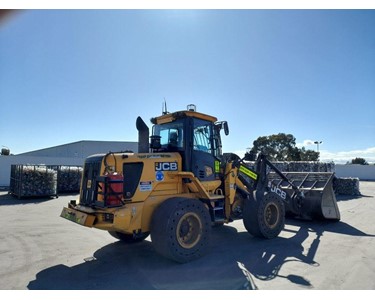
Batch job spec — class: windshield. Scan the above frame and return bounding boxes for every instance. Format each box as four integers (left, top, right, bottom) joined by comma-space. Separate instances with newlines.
152, 118, 222, 158
153, 120, 184, 150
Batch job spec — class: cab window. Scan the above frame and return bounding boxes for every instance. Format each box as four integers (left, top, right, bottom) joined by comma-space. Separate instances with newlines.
153, 121, 184, 150
193, 119, 212, 154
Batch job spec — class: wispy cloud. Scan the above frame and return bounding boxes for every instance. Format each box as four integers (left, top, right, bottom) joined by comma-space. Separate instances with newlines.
320, 147, 375, 164
296, 140, 321, 148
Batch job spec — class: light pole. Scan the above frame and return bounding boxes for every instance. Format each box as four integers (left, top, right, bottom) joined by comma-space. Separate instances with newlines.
314, 141, 322, 153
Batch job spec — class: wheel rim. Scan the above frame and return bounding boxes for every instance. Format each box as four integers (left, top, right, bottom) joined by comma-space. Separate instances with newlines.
176, 212, 202, 249
263, 202, 279, 229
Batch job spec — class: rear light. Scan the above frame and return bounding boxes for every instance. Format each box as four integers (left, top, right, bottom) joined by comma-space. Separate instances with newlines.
103, 213, 114, 223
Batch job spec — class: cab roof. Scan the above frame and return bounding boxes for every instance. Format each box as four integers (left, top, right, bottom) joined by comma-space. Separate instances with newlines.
151, 110, 217, 125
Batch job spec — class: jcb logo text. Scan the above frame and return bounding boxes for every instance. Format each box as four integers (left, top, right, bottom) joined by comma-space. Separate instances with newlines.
268, 182, 287, 200
155, 162, 178, 171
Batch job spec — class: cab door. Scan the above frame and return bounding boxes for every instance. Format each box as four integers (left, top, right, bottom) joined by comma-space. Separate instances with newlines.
191, 118, 220, 181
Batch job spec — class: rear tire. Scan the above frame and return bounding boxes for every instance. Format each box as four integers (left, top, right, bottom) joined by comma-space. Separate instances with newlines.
151, 197, 211, 263
108, 231, 149, 243
243, 192, 285, 239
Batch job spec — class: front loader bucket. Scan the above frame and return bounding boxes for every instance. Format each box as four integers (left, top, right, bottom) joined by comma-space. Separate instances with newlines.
268, 172, 340, 221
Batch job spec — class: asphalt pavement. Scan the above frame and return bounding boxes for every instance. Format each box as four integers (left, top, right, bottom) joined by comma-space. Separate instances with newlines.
0, 182, 374, 291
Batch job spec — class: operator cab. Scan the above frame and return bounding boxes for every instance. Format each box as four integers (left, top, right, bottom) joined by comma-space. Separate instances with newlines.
150, 104, 229, 181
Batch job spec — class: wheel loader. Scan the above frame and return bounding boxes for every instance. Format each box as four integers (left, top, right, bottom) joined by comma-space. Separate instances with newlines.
61, 104, 340, 263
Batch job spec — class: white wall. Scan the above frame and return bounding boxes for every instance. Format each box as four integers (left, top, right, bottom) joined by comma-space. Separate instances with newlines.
335, 164, 375, 180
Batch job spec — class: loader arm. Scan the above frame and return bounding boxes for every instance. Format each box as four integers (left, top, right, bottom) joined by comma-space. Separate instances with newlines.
227, 153, 340, 220
256, 154, 302, 196
254, 154, 304, 216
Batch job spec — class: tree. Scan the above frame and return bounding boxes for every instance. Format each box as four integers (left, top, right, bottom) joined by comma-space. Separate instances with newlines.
351, 157, 368, 165
297, 147, 320, 161
245, 133, 319, 161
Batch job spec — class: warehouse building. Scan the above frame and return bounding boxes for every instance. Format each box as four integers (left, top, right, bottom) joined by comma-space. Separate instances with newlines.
1, 140, 374, 189
0, 140, 138, 187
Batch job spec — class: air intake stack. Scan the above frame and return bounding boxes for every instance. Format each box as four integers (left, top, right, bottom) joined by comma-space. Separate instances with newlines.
136, 117, 149, 153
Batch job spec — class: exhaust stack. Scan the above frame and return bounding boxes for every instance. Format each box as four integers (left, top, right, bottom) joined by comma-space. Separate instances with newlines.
136, 116, 149, 153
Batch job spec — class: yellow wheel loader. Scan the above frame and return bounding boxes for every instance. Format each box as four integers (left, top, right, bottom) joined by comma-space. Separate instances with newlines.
61, 104, 340, 263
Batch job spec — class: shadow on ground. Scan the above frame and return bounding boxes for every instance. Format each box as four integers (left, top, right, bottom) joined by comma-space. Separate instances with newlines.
27, 218, 375, 290
0, 193, 56, 205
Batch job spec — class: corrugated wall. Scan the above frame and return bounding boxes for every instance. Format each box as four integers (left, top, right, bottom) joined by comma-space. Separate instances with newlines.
0, 141, 138, 187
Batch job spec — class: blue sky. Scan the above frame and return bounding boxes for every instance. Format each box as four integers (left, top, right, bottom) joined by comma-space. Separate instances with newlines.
0, 9, 374, 163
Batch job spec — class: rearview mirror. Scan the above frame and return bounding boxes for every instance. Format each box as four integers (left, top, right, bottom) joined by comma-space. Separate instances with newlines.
223, 122, 229, 136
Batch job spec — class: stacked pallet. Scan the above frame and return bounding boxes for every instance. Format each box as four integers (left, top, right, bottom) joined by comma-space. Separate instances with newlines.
10, 165, 58, 198
333, 177, 361, 196
57, 166, 83, 193
10, 164, 83, 198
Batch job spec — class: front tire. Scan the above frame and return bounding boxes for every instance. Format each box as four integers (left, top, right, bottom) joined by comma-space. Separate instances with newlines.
151, 197, 211, 263
243, 192, 285, 239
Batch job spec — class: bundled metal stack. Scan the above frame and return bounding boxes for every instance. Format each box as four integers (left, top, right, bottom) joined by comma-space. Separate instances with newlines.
266, 162, 288, 172
287, 161, 335, 172
245, 161, 335, 172
333, 177, 361, 196
10, 165, 58, 199
57, 166, 83, 193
